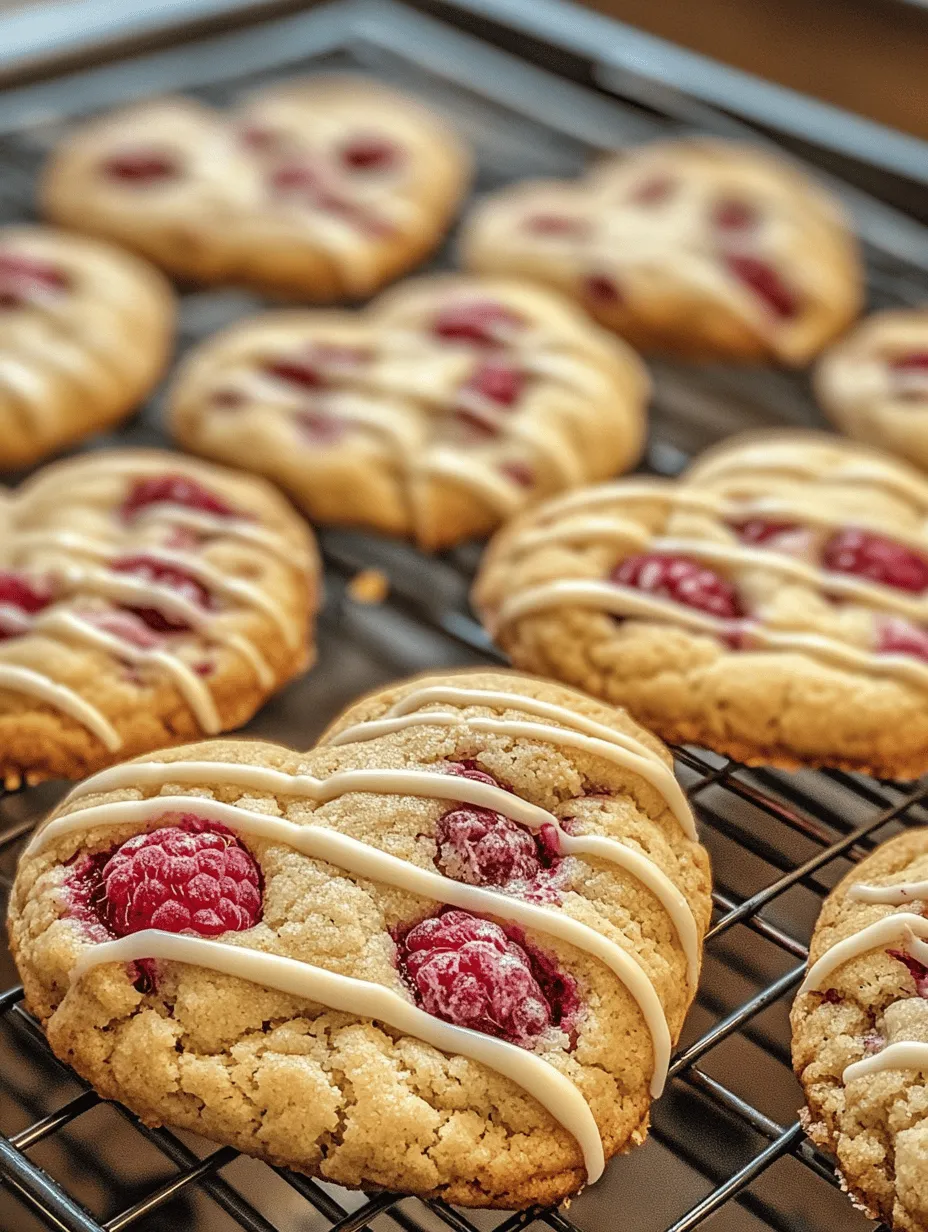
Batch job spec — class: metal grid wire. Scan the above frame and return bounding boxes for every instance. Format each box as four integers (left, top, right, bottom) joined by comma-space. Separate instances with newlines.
1, 2, 928, 1230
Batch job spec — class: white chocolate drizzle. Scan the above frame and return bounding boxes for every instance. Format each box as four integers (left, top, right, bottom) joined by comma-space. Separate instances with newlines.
0, 663, 120, 750
844, 1041, 928, 1084
849, 880, 928, 906
800, 912, 928, 995
71, 929, 605, 1182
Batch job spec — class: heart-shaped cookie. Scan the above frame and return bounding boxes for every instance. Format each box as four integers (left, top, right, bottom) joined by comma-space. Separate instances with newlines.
41, 77, 471, 301
462, 138, 862, 364
9, 668, 710, 1206
0, 449, 319, 782
474, 430, 928, 778
168, 274, 649, 550
0, 226, 174, 469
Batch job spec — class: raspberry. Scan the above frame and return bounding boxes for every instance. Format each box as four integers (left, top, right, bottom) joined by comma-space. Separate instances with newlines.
102, 151, 177, 184
339, 136, 399, 171
713, 199, 757, 232
583, 273, 623, 306
0, 571, 53, 640
121, 474, 237, 522
876, 617, 928, 663
466, 359, 524, 407
733, 518, 800, 546
432, 301, 522, 346
66, 815, 262, 938
240, 125, 281, 152
612, 553, 743, 619
888, 948, 928, 998
398, 909, 577, 1048
294, 409, 346, 444
269, 162, 323, 194
500, 461, 534, 489
435, 809, 545, 886
892, 352, 928, 372
523, 214, 588, 237
822, 528, 928, 594
0, 252, 69, 309
84, 608, 164, 650
265, 356, 325, 390
723, 254, 798, 319
628, 175, 675, 205
110, 555, 212, 632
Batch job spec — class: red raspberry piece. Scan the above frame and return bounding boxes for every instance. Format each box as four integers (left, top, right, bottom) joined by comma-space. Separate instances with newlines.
83, 608, 164, 650
294, 409, 346, 444
523, 214, 588, 237
892, 352, 928, 372
888, 948, 928, 998
583, 273, 623, 306
435, 809, 544, 886
269, 162, 323, 194
121, 474, 237, 522
0, 252, 69, 309
628, 175, 676, 205
612, 553, 743, 619
466, 359, 524, 407
432, 301, 522, 346
240, 125, 281, 152
66, 815, 262, 938
823, 528, 928, 594
339, 136, 399, 171
723, 254, 798, 320
733, 518, 800, 546
398, 909, 577, 1047
0, 571, 53, 640
102, 151, 178, 184
876, 617, 928, 663
111, 555, 212, 633
265, 357, 326, 390
500, 461, 535, 489
713, 199, 757, 232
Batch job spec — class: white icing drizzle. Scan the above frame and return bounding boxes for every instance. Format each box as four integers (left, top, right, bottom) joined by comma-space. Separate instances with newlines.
492, 579, 928, 691
133, 505, 306, 566
800, 912, 928, 995
423, 448, 525, 515
34, 792, 672, 1095
844, 1041, 928, 1084
71, 929, 605, 1182
850, 880, 928, 906
0, 663, 120, 749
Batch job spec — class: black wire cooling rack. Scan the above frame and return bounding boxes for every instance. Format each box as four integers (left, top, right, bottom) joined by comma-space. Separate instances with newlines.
2, 1, 928, 1230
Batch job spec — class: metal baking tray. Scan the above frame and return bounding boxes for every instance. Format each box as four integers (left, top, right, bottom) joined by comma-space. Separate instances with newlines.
1, 2, 928, 1229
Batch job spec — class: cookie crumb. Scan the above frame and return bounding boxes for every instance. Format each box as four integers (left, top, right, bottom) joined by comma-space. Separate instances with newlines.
348, 569, 389, 605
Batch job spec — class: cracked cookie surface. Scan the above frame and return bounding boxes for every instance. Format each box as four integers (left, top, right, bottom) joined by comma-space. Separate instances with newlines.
792, 829, 928, 1232
0, 225, 174, 469
8, 668, 711, 1206
462, 138, 862, 364
473, 431, 928, 777
0, 449, 318, 782
41, 77, 471, 301
168, 274, 649, 550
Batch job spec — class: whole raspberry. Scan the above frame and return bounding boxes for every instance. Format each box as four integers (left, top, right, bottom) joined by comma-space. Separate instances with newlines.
723, 254, 798, 319
102, 151, 178, 184
121, 474, 236, 522
823, 528, 928, 594
0, 571, 53, 639
0, 252, 69, 309
432, 301, 522, 346
876, 616, 928, 663
110, 555, 212, 632
612, 553, 743, 619
435, 808, 545, 886
67, 815, 262, 937
398, 909, 576, 1048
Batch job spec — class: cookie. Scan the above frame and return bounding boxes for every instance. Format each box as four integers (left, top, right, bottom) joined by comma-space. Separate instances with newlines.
816, 309, 928, 471
41, 77, 471, 301
0, 449, 319, 783
8, 668, 711, 1207
0, 225, 174, 469
792, 829, 928, 1231
461, 138, 862, 364
473, 430, 928, 777
168, 274, 649, 550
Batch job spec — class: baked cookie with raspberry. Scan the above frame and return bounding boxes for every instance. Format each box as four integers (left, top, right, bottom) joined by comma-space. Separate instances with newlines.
41, 77, 471, 301
473, 431, 928, 777
168, 274, 649, 550
462, 138, 862, 364
8, 669, 712, 1207
0, 449, 318, 783
0, 225, 174, 469
792, 829, 928, 1231
816, 309, 928, 471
